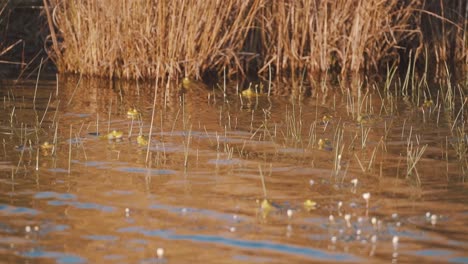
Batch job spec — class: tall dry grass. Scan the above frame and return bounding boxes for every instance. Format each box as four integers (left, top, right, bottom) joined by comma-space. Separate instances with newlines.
0, 1, 24, 67
255, 0, 421, 78
420, 0, 467, 80
47, 0, 263, 80
45, 0, 465, 85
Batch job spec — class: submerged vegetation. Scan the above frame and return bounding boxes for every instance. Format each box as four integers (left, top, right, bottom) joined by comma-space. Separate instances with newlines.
43, 0, 467, 85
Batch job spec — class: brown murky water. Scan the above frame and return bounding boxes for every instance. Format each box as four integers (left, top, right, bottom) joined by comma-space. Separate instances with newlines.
0, 75, 467, 263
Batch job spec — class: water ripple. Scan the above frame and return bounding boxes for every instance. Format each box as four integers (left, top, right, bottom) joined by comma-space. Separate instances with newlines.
0, 204, 39, 215
34, 191, 77, 200
47, 200, 115, 212
22, 250, 86, 263
118, 226, 361, 262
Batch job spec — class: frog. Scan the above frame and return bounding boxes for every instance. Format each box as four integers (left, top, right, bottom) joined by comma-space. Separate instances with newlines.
127, 108, 140, 119
136, 135, 148, 146
104, 130, 124, 140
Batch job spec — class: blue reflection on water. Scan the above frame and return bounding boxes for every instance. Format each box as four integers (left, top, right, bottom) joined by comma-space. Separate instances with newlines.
450, 256, 468, 263
0, 204, 39, 215
0, 222, 13, 234
22, 250, 86, 263
412, 249, 455, 257
118, 226, 360, 262
149, 204, 242, 223
51, 224, 69, 232
84, 235, 117, 241
116, 167, 175, 175
63, 113, 90, 118
79, 160, 176, 176
48, 200, 115, 212
233, 254, 274, 263
34, 191, 76, 200
104, 254, 123, 260
83, 161, 116, 167
207, 158, 242, 165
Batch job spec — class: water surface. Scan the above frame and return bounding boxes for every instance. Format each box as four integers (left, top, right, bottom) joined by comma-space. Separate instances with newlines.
0, 76, 466, 263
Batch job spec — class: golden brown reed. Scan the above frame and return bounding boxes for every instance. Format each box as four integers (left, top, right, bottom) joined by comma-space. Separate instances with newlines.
45, 0, 465, 85
420, 0, 467, 80
255, 0, 421, 78
48, 0, 262, 80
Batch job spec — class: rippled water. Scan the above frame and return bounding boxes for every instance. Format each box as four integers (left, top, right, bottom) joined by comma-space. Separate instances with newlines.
0, 76, 467, 263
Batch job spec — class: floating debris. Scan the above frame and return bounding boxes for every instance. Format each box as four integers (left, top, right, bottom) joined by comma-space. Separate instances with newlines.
125, 208, 130, 217
156, 247, 164, 259
344, 214, 351, 228
431, 214, 438, 226
309, 179, 315, 187
287, 209, 293, 218
392, 236, 399, 248
362, 192, 370, 208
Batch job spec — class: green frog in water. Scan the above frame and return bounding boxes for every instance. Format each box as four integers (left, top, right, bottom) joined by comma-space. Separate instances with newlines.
241, 83, 264, 98
181, 77, 210, 91
136, 135, 148, 146
127, 108, 140, 119
180, 77, 222, 101
104, 130, 124, 140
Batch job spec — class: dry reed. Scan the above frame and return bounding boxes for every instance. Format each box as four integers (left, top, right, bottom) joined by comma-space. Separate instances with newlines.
420, 0, 467, 80
255, 0, 421, 78
44, 0, 465, 86
47, 0, 262, 80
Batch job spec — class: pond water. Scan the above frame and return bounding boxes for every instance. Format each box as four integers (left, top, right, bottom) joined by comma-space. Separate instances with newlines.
0, 75, 467, 263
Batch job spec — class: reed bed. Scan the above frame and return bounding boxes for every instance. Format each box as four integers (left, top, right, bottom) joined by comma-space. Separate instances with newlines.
420, 0, 468, 80
255, 0, 420, 77
0, 1, 23, 66
45, 0, 466, 85
47, 0, 262, 80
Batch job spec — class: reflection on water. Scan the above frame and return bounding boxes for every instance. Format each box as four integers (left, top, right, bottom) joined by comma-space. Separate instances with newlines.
0, 75, 467, 263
